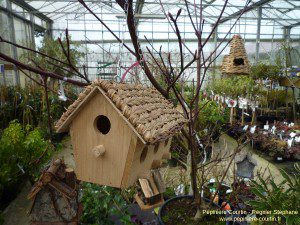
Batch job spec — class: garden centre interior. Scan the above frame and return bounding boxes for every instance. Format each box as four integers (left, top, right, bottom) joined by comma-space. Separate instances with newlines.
0, 0, 300, 225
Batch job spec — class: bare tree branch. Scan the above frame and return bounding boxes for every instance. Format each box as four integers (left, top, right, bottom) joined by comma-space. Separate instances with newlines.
0, 52, 88, 87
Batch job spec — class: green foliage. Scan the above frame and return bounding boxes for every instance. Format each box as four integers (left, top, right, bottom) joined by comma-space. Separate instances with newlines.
195, 100, 229, 136
164, 187, 176, 199
0, 121, 53, 208
80, 183, 134, 225
0, 85, 77, 132
21, 36, 84, 78
276, 42, 300, 69
248, 164, 300, 225
197, 100, 229, 128
251, 63, 282, 81
259, 90, 292, 108
208, 75, 260, 99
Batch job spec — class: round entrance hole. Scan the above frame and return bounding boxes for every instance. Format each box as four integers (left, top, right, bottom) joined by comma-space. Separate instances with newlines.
140, 147, 148, 163
233, 58, 245, 66
95, 115, 111, 135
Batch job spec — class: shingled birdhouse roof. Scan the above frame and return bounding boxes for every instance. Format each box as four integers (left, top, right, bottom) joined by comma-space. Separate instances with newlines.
221, 35, 250, 75
55, 79, 186, 144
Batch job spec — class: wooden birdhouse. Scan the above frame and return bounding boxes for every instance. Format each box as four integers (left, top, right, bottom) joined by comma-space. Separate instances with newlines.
221, 35, 250, 75
28, 159, 80, 225
55, 79, 186, 189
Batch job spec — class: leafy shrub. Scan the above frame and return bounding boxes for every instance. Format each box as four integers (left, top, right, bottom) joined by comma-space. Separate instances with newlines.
80, 183, 134, 225
248, 164, 300, 225
196, 100, 229, 134
259, 90, 292, 108
0, 121, 53, 208
251, 63, 282, 81
20, 36, 84, 78
0, 85, 77, 132
207, 75, 260, 99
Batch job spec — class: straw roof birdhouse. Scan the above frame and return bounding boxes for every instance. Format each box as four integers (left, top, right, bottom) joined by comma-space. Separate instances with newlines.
55, 79, 186, 189
221, 35, 250, 75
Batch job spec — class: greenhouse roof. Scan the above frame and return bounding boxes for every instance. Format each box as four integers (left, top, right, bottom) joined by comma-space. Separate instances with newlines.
21, 0, 300, 26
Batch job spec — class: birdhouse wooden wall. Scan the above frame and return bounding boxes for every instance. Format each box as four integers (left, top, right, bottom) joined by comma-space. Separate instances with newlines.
69, 91, 136, 188
221, 35, 250, 75
122, 138, 172, 188
69, 90, 172, 188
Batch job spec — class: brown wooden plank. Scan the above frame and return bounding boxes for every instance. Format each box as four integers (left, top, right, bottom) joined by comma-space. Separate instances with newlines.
138, 178, 154, 198
134, 194, 164, 211
120, 136, 138, 188
152, 170, 166, 193
148, 176, 160, 195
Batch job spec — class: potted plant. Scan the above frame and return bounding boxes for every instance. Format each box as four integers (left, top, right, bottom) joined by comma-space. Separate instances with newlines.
158, 195, 222, 225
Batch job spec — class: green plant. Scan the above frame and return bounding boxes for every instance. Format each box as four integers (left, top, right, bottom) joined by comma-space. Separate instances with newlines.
0, 85, 77, 132
276, 42, 300, 70
21, 36, 84, 78
208, 75, 260, 99
251, 63, 282, 81
80, 183, 134, 225
248, 164, 300, 225
164, 187, 176, 199
196, 100, 229, 132
0, 121, 53, 209
259, 89, 292, 109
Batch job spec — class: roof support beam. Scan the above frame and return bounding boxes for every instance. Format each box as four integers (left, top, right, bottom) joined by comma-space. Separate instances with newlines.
255, 6, 262, 63
285, 21, 300, 29
72, 37, 300, 44
5, 0, 20, 85
0, 5, 46, 32
219, 0, 275, 24
12, 0, 52, 23
134, 0, 145, 27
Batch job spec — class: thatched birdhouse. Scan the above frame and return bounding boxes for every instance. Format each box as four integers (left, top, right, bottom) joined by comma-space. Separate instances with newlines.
221, 35, 250, 75
55, 79, 186, 188
235, 153, 257, 179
